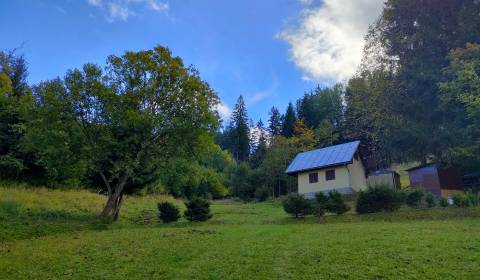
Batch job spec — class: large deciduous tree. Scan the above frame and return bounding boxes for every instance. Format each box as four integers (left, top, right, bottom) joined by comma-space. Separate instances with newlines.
23, 46, 220, 220
0, 51, 34, 178
438, 43, 480, 170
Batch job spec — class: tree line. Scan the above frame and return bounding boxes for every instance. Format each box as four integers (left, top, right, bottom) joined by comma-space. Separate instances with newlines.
1, 0, 479, 219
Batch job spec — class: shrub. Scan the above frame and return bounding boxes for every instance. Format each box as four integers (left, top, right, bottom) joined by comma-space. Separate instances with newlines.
283, 193, 313, 218
466, 191, 479, 206
157, 202, 180, 223
406, 188, 424, 207
325, 191, 350, 215
425, 192, 436, 208
254, 185, 270, 202
313, 192, 328, 217
439, 197, 449, 207
184, 198, 212, 222
356, 185, 405, 214
452, 193, 469, 208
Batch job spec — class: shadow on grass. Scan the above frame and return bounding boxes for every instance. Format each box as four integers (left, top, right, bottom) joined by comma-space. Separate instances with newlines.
0, 200, 109, 242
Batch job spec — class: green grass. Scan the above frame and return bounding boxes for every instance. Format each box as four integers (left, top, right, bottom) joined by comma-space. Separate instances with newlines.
1, 187, 480, 279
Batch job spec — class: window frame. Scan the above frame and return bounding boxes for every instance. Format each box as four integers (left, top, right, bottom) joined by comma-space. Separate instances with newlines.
325, 169, 336, 181
309, 172, 319, 183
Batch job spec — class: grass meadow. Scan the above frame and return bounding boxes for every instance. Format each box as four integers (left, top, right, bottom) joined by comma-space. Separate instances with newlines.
1, 185, 480, 279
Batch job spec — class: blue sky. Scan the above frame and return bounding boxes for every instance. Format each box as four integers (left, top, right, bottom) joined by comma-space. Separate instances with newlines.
1, 0, 383, 123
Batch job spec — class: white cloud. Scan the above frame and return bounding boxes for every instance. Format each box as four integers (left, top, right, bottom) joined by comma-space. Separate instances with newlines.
216, 101, 232, 120
246, 76, 279, 105
86, 0, 168, 22
278, 0, 384, 82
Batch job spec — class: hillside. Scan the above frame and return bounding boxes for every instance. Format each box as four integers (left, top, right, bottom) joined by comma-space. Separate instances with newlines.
1, 186, 480, 279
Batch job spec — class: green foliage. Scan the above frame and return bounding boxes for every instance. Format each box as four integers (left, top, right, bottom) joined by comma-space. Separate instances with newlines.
465, 191, 480, 207
254, 185, 270, 202
250, 120, 268, 169
157, 202, 180, 223
438, 43, 480, 170
425, 193, 436, 208
281, 102, 296, 137
314, 192, 329, 210
258, 136, 298, 197
440, 197, 449, 208
221, 95, 250, 162
315, 119, 339, 148
406, 188, 425, 208
21, 46, 220, 220
0, 51, 36, 180
184, 197, 212, 222
452, 193, 469, 208
267, 106, 282, 137
230, 162, 254, 201
344, 1, 480, 167
296, 84, 343, 131
283, 193, 313, 218
356, 185, 405, 214
325, 191, 350, 215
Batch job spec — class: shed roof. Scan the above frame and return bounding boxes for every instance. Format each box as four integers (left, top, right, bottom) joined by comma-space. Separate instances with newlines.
285, 141, 360, 175
405, 163, 437, 172
369, 169, 400, 176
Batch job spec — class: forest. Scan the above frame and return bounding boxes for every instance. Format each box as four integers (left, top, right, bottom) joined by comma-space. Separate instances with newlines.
1, 0, 479, 220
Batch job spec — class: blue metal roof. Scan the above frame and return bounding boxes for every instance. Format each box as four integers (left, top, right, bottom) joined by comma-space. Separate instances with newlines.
285, 141, 360, 174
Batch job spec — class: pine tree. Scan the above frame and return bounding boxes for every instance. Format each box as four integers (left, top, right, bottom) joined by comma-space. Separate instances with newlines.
250, 119, 268, 168
230, 95, 250, 162
268, 106, 283, 137
281, 102, 297, 138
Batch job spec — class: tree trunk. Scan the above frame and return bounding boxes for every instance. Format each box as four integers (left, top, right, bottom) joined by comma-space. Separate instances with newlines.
101, 175, 128, 221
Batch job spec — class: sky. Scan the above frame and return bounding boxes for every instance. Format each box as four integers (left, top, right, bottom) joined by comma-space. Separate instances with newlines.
1, 0, 384, 123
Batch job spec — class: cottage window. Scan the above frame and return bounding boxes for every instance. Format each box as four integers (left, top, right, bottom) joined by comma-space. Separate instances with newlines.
309, 172, 318, 183
325, 169, 335, 181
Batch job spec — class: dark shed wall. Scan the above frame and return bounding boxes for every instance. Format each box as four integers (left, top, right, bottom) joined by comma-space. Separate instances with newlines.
408, 166, 442, 197
438, 168, 463, 190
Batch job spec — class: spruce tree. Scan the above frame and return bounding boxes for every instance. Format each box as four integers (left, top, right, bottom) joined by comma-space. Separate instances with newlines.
250, 119, 268, 168
230, 95, 250, 162
268, 106, 282, 137
281, 102, 297, 137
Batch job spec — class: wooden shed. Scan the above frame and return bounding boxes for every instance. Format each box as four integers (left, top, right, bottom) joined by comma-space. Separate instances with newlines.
406, 164, 463, 198
367, 169, 401, 189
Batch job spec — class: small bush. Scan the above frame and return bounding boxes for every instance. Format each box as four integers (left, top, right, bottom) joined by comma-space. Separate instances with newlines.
439, 197, 449, 207
425, 192, 436, 208
313, 192, 328, 217
157, 202, 180, 223
315, 192, 329, 208
184, 198, 212, 222
254, 185, 270, 202
356, 185, 405, 214
325, 191, 350, 215
452, 193, 469, 208
466, 191, 479, 206
283, 193, 313, 218
406, 188, 424, 207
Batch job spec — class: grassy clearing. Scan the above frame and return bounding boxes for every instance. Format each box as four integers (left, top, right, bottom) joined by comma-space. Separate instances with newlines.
1, 187, 480, 279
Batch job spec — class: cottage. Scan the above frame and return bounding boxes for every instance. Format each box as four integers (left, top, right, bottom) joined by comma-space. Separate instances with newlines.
406, 164, 463, 198
285, 141, 367, 198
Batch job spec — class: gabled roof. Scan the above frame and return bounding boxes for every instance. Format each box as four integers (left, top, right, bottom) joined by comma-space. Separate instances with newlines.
285, 141, 360, 175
